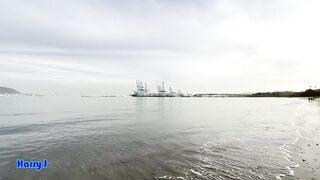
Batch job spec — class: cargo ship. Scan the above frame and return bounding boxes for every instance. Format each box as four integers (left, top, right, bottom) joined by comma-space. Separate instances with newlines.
131, 80, 192, 97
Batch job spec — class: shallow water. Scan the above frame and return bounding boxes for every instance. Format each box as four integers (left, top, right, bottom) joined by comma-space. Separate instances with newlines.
0, 97, 319, 180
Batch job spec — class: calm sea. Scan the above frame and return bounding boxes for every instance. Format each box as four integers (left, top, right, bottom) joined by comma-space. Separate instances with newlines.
0, 96, 319, 180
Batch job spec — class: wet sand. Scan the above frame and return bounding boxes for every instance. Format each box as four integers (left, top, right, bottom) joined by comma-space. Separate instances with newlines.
290, 100, 320, 180
293, 131, 320, 180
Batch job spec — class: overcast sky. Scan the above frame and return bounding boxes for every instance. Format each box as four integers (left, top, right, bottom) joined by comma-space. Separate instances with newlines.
0, 0, 319, 96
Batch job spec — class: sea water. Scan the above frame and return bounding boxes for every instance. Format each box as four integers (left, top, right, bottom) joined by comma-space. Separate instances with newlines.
0, 96, 319, 179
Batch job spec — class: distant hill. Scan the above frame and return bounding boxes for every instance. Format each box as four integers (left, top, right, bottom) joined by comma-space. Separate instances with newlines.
0, 87, 20, 94
250, 91, 298, 97
250, 89, 320, 97
194, 89, 320, 98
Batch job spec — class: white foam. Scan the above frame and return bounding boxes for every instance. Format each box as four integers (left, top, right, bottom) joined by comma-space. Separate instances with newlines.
190, 169, 202, 176
286, 166, 294, 176
275, 173, 285, 180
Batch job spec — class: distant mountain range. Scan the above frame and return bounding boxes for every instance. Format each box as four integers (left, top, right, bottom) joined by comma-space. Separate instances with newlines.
0, 87, 20, 94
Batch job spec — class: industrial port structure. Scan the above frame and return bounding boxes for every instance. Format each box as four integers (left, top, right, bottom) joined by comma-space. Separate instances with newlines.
131, 80, 192, 97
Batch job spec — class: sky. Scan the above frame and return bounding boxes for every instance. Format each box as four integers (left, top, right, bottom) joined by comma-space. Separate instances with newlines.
0, 0, 320, 96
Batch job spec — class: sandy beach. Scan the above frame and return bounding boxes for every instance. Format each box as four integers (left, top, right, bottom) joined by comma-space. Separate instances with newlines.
291, 100, 320, 180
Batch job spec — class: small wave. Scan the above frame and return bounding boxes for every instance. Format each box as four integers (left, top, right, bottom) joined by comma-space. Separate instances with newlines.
285, 166, 294, 176
279, 143, 300, 178
0, 117, 117, 135
190, 169, 203, 176
155, 175, 186, 180
277, 128, 302, 179
0, 112, 46, 117
275, 173, 285, 180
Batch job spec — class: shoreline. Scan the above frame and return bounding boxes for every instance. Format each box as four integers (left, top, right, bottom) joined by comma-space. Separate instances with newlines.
290, 100, 320, 180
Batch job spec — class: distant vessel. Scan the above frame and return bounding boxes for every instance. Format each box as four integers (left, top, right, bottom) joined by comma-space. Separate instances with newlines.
131, 81, 192, 97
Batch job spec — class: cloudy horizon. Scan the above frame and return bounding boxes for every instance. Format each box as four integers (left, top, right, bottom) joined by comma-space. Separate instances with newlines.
1, 0, 319, 96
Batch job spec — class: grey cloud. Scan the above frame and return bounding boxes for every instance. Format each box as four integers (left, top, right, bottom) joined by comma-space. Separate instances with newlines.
0, 0, 319, 95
